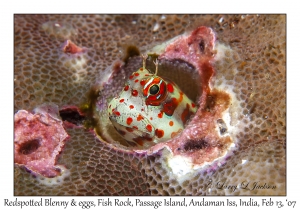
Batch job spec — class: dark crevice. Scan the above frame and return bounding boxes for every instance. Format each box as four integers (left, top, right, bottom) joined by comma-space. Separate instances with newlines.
199, 39, 205, 53
217, 119, 228, 135
183, 139, 209, 151
59, 108, 86, 126
123, 45, 140, 64
18, 138, 41, 155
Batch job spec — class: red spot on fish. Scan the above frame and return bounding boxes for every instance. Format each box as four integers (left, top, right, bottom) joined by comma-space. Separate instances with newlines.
140, 80, 146, 86
146, 124, 152, 132
126, 117, 133, 125
145, 74, 150, 76
129, 105, 134, 109
181, 103, 193, 124
141, 108, 144, 111
134, 72, 139, 76
158, 112, 163, 118
133, 134, 153, 146
169, 121, 174, 126
155, 129, 164, 138
145, 136, 153, 141
113, 110, 120, 116
119, 99, 124, 103
129, 75, 134, 80
131, 90, 138, 97
124, 85, 129, 91
179, 92, 184, 102
126, 127, 134, 132
139, 68, 143, 71
133, 138, 144, 146
167, 83, 174, 93
117, 129, 126, 136
134, 79, 139, 83
162, 92, 184, 116
162, 98, 178, 116
150, 117, 153, 120
191, 103, 196, 108
133, 126, 138, 130
137, 114, 144, 121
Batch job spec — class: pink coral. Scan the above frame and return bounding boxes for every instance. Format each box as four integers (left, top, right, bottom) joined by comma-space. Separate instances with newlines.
62, 40, 86, 54
14, 110, 69, 177
160, 26, 216, 108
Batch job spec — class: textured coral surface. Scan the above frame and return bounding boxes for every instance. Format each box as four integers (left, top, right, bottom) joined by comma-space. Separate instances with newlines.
14, 14, 286, 195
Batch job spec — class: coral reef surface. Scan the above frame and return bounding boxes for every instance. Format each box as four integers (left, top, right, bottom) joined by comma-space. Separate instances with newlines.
14, 14, 285, 195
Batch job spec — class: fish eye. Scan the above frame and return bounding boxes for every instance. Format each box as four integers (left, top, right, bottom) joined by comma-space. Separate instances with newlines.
149, 84, 159, 95
143, 77, 167, 106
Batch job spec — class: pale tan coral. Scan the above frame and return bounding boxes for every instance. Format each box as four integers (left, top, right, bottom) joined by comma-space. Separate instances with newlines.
14, 14, 285, 195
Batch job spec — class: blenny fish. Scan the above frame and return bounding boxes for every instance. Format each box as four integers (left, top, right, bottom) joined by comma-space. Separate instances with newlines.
107, 55, 197, 147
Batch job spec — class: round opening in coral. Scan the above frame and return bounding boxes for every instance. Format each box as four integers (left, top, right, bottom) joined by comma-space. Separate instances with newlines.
93, 56, 201, 150
18, 138, 41, 155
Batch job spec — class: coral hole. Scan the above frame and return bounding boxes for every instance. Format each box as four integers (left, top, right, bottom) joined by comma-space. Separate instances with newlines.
183, 139, 209, 151
59, 108, 85, 126
18, 138, 41, 155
